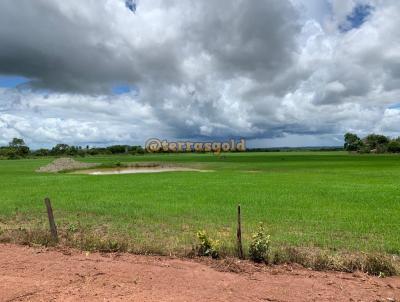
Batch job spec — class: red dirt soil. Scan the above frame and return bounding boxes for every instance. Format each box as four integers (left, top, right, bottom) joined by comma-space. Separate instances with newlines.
0, 244, 399, 302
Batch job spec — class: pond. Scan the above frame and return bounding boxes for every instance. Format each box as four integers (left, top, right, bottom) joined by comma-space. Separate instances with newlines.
71, 166, 212, 175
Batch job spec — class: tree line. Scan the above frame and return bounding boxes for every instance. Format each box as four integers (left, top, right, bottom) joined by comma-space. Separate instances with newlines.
344, 133, 400, 153
0, 138, 144, 159
2, 134, 399, 159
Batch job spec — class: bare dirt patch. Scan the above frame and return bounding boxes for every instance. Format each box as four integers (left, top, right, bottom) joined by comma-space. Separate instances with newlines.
36, 159, 212, 175
36, 158, 99, 173
0, 244, 399, 302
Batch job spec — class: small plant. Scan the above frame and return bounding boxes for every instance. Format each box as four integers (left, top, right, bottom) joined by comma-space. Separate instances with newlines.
67, 223, 78, 233
249, 223, 270, 263
196, 230, 219, 259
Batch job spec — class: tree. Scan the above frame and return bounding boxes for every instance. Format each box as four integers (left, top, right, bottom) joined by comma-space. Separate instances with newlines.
51, 144, 70, 155
344, 133, 362, 152
107, 145, 130, 154
33, 148, 50, 156
9, 138, 26, 148
388, 139, 400, 153
364, 134, 389, 153
8, 138, 29, 157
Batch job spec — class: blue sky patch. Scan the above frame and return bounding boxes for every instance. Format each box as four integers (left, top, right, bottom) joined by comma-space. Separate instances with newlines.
0, 75, 30, 88
388, 103, 400, 109
112, 84, 132, 95
339, 4, 373, 32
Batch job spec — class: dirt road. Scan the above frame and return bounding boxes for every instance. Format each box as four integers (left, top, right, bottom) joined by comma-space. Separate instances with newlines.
0, 244, 399, 301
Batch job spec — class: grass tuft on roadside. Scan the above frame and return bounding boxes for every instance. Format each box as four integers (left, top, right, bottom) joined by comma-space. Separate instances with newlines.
1, 226, 398, 276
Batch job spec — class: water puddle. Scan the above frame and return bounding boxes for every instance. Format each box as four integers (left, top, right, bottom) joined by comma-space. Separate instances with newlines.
71, 166, 211, 175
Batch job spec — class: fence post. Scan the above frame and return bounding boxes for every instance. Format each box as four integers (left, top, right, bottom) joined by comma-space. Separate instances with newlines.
237, 204, 244, 259
44, 197, 58, 242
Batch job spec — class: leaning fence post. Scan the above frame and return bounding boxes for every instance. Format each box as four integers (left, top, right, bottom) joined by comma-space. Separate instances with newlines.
44, 197, 58, 242
237, 204, 244, 259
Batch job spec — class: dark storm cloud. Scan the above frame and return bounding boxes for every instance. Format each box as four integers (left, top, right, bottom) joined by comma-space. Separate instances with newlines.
0, 0, 300, 95
186, 0, 300, 81
0, 0, 183, 93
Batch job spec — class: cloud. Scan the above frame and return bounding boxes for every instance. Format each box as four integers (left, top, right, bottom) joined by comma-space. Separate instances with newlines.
0, 88, 163, 147
0, 0, 399, 147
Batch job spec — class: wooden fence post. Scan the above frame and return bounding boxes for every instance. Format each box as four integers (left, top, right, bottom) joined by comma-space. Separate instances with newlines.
44, 197, 58, 242
237, 204, 244, 259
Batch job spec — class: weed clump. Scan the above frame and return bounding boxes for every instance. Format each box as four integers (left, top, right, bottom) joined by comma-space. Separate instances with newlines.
271, 247, 398, 277
363, 254, 397, 277
196, 230, 219, 259
249, 223, 270, 263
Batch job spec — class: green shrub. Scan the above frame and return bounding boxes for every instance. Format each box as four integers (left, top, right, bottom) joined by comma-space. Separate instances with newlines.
388, 140, 400, 153
196, 230, 219, 259
249, 223, 270, 263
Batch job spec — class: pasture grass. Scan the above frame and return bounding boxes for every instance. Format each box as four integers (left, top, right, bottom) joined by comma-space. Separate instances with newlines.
0, 152, 399, 262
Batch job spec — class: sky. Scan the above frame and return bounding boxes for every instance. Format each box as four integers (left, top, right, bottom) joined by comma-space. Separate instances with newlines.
0, 0, 399, 149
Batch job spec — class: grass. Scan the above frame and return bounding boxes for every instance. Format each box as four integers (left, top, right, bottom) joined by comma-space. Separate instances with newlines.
0, 152, 399, 263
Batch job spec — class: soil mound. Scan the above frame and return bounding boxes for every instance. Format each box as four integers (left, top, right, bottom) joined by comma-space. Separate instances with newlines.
36, 158, 99, 173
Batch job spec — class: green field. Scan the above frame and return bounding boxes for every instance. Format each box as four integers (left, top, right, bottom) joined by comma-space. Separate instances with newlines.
0, 152, 399, 256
